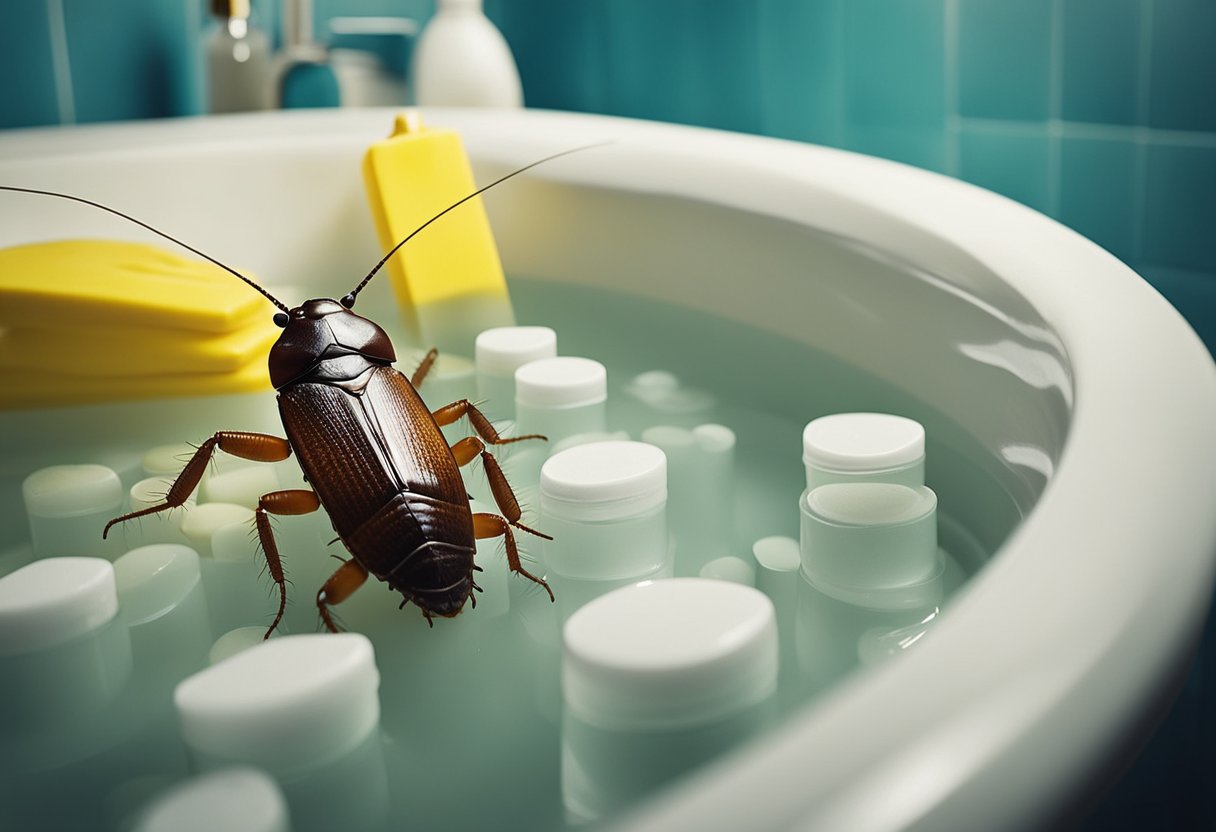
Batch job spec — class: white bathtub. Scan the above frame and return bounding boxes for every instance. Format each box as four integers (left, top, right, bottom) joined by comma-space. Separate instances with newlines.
1, 108, 1214, 831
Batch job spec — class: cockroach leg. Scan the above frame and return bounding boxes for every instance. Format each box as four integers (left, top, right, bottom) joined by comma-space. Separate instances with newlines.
316, 557, 368, 634
473, 513, 554, 601
430, 399, 547, 445
255, 489, 322, 638
103, 431, 292, 538
410, 347, 439, 387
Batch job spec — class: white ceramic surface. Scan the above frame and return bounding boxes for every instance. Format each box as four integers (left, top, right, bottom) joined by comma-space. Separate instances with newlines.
1, 109, 1214, 832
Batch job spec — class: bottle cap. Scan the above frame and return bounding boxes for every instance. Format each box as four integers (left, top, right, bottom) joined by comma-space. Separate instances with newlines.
541, 441, 666, 523
175, 634, 380, 774
516, 356, 606, 410
22, 464, 122, 518
475, 326, 557, 376
0, 557, 118, 656
563, 579, 777, 730
114, 545, 202, 625
802, 413, 924, 480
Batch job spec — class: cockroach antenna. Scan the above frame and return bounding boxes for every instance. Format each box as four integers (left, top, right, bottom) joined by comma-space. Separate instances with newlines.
0, 185, 291, 313
341, 140, 611, 309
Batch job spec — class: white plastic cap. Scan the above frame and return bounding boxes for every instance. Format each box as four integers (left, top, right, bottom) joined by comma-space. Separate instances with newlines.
114, 544, 202, 625
516, 357, 607, 410
563, 578, 777, 730
541, 441, 666, 522
802, 413, 925, 473
175, 633, 380, 773
475, 326, 557, 376
22, 464, 123, 517
134, 767, 289, 832
141, 444, 193, 477
0, 557, 118, 656
180, 503, 255, 556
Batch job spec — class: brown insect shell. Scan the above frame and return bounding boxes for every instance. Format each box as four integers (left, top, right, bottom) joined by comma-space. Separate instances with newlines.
268, 299, 397, 389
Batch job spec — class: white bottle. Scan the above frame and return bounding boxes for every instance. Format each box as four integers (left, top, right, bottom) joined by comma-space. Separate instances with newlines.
205, 0, 271, 113
412, 0, 524, 107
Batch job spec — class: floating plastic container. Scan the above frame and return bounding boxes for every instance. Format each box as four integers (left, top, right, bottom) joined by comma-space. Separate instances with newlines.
796, 482, 943, 694
540, 440, 669, 622
561, 578, 777, 822
22, 464, 124, 560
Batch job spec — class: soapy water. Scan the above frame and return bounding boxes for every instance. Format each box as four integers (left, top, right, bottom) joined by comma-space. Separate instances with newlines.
0, 277, 1016, 832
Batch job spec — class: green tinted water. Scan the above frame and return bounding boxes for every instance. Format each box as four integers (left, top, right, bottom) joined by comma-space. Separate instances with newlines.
0, 276, 1026, 832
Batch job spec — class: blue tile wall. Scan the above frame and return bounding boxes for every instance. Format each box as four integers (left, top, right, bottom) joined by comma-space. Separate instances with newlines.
1061, 0, 1143, 126
0, 0, 60, 128
958, 0, 1054, 121
1149, 0, 1216, 132
1058, 136, 1139, 264
1143, 142, 1216, 274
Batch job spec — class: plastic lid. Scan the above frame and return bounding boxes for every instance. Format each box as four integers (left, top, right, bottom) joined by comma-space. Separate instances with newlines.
699, 556, 756, 586
180, 503, 255, 553
475, 326, 557, 376
175, 633, 380, 773
114, 544, 202, 625
563, 579, 777, 730
541, 441, 666, 522
134, 767, 288, 832
802, 413, 925, 472
515, 357, 606, 409
801, 483, 939, 601
22, 464, 123, 517
0, 557, 118, 655
210, 626, 277, 665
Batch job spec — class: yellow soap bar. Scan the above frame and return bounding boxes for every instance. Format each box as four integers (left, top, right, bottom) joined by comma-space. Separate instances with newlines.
0, 318, 279, 377
362, 112, 514, 347
0, 239, 268, 334
0, 356, 272, 410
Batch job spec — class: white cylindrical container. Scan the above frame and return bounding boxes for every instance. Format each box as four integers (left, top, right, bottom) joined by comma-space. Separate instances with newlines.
474, 326, 556, 423
513, 356, 608, 496
22, 464, 124, 560
0, 558, 133, 768
540, 441, 669, 622
561, 579, 777, 823
802, 412, 925, 489
795, 482, 943, 695
175, 633, 388, 832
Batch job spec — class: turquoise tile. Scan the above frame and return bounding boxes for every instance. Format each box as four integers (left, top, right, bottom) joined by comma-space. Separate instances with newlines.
844, 124, 948, 173
603, 0, 761, 132
63, 0, 202, 122
487, 0, 608, 111
1142, 143, 1216, 273
0, 1, 62, 128
844, 0, 945, 127
603, 0, 697, 124
1058, 136, 1138, 263
757, 0, 844, 146
1061, 0, 1143, 126
958, 0, 1053, 121
957, 127, 1051, 213
1149, 0, 1216, 132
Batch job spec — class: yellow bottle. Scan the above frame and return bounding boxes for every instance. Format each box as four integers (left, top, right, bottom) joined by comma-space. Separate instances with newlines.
362, 111, 515, 354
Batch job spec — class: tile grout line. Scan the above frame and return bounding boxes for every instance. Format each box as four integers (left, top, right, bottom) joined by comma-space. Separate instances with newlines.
1130, 0, 1155, 264
45, 0, 75, 125
1046, 0, 1064, 218
944, 0, 960, 177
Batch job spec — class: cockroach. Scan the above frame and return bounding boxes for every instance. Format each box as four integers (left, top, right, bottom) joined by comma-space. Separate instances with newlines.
1, 145, 594, 636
